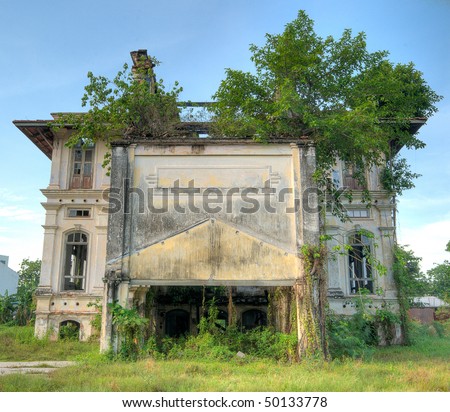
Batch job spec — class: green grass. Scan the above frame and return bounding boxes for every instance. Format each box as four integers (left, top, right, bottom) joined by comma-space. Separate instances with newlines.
0, 324, 448, 391
0, 325, 97, 361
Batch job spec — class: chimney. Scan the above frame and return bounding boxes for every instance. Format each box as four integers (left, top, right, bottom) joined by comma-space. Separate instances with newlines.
130, 49, 157, 93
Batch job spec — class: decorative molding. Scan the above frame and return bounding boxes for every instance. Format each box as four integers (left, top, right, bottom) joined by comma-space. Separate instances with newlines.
145, 165, 281, 189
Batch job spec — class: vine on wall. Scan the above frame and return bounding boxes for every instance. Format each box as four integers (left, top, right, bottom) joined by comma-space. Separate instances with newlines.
297, 244, 329, 359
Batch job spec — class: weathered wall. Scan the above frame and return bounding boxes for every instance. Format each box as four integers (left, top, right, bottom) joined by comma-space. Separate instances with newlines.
35, 132, 109, 340
106, 142, 312, 286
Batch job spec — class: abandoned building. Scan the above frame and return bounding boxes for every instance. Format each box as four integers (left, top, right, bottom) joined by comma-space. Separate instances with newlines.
13, 50, 426, 345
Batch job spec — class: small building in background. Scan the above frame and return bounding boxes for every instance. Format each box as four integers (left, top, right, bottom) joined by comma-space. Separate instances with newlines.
409, 296, 448, 324
0, 255, 19, 295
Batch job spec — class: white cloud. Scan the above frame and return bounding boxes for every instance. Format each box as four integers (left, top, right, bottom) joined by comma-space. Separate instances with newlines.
0, 188, 26, 203
398, 220, 450, 272
0, 231, 43, 271
0, 205, 43, 222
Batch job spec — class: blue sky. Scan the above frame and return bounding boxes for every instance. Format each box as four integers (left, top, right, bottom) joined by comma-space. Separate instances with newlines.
0, 0, 449, 271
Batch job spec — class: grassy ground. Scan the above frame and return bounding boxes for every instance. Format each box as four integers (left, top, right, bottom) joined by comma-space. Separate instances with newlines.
0, 324, 448, 391
0, 325, 97, 362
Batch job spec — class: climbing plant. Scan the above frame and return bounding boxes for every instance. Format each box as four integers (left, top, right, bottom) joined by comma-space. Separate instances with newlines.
109, 303, 148, 360
297, 244, 329, 359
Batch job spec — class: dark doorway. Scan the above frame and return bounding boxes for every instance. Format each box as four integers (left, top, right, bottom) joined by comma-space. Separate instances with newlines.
165, 309, 190, 337
242, 309, 267, 330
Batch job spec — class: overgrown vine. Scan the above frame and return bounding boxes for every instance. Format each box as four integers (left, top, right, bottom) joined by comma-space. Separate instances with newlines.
298, 244, 329, 359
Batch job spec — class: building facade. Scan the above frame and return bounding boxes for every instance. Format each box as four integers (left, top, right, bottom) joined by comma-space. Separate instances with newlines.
14, 52, 426, 344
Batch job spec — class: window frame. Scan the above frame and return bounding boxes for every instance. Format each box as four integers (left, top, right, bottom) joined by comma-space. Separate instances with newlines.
66, 208, 92, 219
69, 142, 95, 189
61, 231, 89, 292
342, 163, 367, 190
347, 232, 375, 294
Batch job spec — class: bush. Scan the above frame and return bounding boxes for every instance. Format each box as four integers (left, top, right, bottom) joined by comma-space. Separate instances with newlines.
327, 313, 374, 360
59, 322, 80, 341
143, 325, 297, 363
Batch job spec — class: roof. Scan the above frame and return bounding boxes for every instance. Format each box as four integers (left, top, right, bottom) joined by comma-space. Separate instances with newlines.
13, 116, 427, 160
13, 120, 54, 159
413, 296, 447, 308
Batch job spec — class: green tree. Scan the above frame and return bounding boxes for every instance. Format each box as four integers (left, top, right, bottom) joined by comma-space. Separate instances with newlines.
427, 243, 450, 302
15, 258, 41, 326
393, 245, 429, 300
0, 291, 15, 324
211, 10, 441, 192
55, 54, 183, 151
393, 245, 430, 344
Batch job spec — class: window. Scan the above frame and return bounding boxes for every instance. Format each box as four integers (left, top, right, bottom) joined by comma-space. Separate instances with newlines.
67, 208, 91, 218
70, 143, 94, 189
346, 208, 370, 218
343, 164, 366, 190
63, 232, 88, 291
348, 233, 374, 294
331, 169, 341, 189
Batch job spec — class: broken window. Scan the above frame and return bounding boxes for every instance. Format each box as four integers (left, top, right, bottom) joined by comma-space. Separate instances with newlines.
63, 232, 88, 291
70, 143, 94, 189
241, 309, 267, 330
348, 233, 374, 294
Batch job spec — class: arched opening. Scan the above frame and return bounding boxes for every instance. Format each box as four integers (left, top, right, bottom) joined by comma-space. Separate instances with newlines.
242, 309, 267, 330
63, 231, 88, 291
59, 320, 81, 340
165, 309, 190, 337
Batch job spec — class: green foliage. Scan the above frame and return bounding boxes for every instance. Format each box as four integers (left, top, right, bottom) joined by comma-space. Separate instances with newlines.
87, 300, 102, 334
408, 320, 448, 344
381, 155, 421, 196
0, 258, 41, 326
54, 56, 183, 149
427, 261, 450, 303
110, 303, 148, 361
59, 322, 80, 341
299, 244, 328, 359
147, 327, 298, 363
393, 245, 432, 344
143, 300, 297, 363
0, 325, 98, 362
326, 312, 374, 360
211, 10, 441, 187
0, 291, 15, 324
15, 258, 41, 326
87, 299, 103, 334
327, 290, 402, 359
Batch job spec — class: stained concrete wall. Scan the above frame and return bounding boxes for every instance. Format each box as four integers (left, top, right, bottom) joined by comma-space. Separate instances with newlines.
105, 141, 318, 288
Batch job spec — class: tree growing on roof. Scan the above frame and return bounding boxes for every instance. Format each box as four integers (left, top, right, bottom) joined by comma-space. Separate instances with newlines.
211, 10, 441, 194
55, 53, 183, 149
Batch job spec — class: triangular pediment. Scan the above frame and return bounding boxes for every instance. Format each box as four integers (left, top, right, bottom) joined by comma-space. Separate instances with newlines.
129, 218, 299, 283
